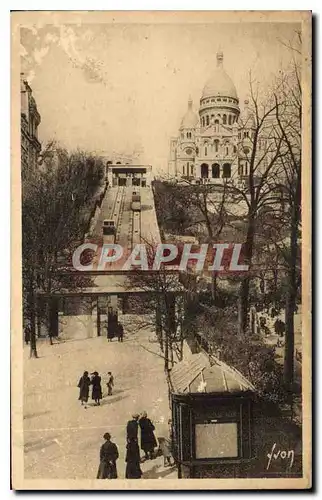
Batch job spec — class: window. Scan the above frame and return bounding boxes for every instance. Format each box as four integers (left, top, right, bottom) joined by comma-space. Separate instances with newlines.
228, 115, 232, 125
238, 132, 241, 139
206, 115, 209, 126
245, 162, 248, 175
212, 163, 220, 178
214, 140, 219, 153
223, 163, 231, 178
243, 131, 247, 139
218, 98, 221, 102
233, 145, 237, 153
201, 164, 209, 178
190, 164, 194, 176
202, 117, 205, 127
226, 147, 229, 156
211, 99, 215, 102
223, 115, 227, 125
195, 423, 238, 459
223, 98, 227, 102
183, 165, 185, 175
205, 146, 208, 156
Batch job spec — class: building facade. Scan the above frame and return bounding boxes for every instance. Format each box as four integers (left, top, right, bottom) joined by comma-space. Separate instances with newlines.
21, 74, 41, 176
106, 164, 152, 187
168, 52, 259, 185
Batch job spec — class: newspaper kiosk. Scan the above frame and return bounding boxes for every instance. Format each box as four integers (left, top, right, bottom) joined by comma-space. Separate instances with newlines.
168, 352, 256, 478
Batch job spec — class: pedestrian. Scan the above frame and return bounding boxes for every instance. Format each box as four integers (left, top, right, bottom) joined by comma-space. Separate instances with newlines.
158, 437, 173, 467
24, 325, 31, 345
125, 438, 142, 479
139, 411, 157, 460
117, 323, 124, 342
126, 413, 140, 440
77, 371, 91, 407
97, 432, 119, 479
91, 371, 102, 406
106, 372, 114, 396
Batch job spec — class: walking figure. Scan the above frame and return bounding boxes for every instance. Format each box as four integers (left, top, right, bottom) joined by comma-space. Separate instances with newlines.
127, 413, 139, 440
125, 438, 142, 479
117, 323, 124, 342
158, 419, 174, 467
24, 325, 31, 345
106, 372, 114, 396
91, 371, 102, 406
125, 413, 142, 478
139, 411, 157, 460
97, 432, 119, 479
77, 371, 91, 407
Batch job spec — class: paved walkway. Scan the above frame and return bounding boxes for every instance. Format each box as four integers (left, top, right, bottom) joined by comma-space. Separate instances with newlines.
23, 323, 176, 480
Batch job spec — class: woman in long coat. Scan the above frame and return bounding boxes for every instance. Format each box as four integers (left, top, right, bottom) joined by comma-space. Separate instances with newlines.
77, 371, 91, 406
97, 433, 119, 479
91, 372, 102, 405
139, 411, 157, 460
125, 438, 142, 479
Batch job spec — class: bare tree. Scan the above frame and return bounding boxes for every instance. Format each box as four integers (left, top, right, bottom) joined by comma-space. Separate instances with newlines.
125, 240, 196, 372
22, 143, 105, 354
272, 31, 302, 388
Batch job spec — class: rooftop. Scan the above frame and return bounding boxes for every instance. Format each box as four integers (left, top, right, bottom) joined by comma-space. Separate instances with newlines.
169, 351, 255, 395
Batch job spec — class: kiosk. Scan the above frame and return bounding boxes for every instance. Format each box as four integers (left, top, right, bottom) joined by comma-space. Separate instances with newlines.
168, 352, 256, 478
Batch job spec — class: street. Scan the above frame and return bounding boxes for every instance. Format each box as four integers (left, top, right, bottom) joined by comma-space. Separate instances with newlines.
23, 320, 176, 480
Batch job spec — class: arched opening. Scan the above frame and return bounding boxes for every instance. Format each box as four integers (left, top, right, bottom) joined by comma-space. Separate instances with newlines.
223, 114, 227, 125
223, 163, 231, 178
200, 163, 209, 179
228, 115, 232, 125
202, 117, 205, 127
214, 140, 219, 153
206, 115, 210, 126
212, 163, 220, 178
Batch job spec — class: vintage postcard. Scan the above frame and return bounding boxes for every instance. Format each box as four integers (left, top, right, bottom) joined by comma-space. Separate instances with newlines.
11, 10, 312, 490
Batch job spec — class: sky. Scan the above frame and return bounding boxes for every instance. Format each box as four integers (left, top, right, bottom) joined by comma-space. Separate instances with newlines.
20, 21, 300, 173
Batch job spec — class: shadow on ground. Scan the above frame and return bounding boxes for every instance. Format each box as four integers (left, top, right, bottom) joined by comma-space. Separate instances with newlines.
142, 464, 177, 479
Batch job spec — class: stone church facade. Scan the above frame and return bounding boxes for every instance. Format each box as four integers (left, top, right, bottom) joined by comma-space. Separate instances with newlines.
168, 52, 257, 186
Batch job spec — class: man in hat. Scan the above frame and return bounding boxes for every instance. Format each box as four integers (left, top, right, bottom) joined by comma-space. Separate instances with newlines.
91, 371, 102, 406
97, 432, 119, 479
126, 413, 139, 440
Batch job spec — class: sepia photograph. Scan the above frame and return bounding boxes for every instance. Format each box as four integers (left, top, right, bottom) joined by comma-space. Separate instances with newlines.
11, 10, 311, 490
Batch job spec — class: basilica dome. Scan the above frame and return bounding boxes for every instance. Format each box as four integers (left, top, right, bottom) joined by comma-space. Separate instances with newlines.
202, 51, 238, 100
180, 98, 199, 129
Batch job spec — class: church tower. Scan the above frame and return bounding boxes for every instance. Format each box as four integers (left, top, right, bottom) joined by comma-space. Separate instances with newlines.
176, 97, 199, 178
